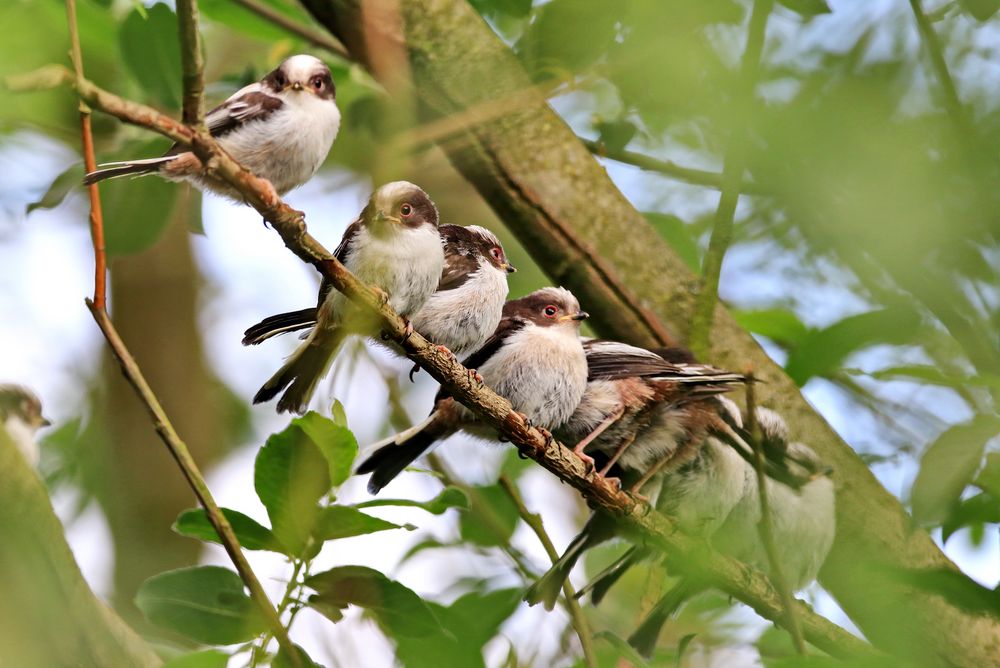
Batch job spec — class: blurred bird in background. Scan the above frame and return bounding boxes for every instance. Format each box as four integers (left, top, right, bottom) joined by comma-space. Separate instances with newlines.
0, 384, 51, 467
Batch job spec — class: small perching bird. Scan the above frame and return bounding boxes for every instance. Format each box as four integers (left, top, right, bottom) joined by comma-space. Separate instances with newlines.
356, 287, 590, 494
242, 224, 516, 361
83, 54, 340, 199
0, 384, 51, 467
252, 181, 444, 414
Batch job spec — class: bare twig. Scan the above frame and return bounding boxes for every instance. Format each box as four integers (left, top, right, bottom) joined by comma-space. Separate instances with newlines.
229, 0, 350, 59
688, 0, 773, 357
176, 0, 206, 125
65, 0, 105, 310
581, 138, 767, 196
498, 475, 598, 668
745, 372, 806, 654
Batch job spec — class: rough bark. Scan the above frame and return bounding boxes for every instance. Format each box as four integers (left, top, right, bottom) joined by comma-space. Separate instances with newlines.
0, 427, 161, 667
300, 1, 1000, 664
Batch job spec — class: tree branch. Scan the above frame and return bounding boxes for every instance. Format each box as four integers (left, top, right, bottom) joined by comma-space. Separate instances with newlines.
229, 0, 350, 60
176, 0, 206, 126
689, 0, 773, 357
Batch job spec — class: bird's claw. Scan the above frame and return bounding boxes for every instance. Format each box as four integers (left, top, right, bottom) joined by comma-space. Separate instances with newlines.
408, 362, 421, 382
371, 286, 390, 307
401, 317, 414, 340
466, 368, 484, 386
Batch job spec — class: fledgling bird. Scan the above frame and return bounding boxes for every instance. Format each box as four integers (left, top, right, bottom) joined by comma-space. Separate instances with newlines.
355, 287, 590, 494
627, 407, 835, 657
83, 54, 340, 199
252, 181, 444, 414
242, 224, 516, 361
0, 384, 51, 467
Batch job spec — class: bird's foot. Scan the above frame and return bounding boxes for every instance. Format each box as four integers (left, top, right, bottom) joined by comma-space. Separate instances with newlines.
408, 362, 421, 382
571, 442, 596, 474
401, 317, 414, 340
466, 367, 484, 386
371, 286, 390, 307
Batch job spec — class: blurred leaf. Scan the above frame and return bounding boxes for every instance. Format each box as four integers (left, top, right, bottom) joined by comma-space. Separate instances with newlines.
99, 149, 185, 256
862, 365, 1000, 393
777, 0, 832, 18
941, 493, 1000, 543
294, 411, 358, 486
398, 537, 452, 565
593, 630, 652, 668
173, 507, 286, 553
459, 484, 519, 547
274, 644, 324, 668
959, 0, 1000, 21
313, 505, 413, 542
891, 567, 1000, 617
306, 566, 446, 638
784, 306, 922, 385
644, 213, 701, 272
119, 4, 182, 109
354, 486, 469, 515
162, 650, 230, 668
734, 308, 809, 348
517, 0, 623, 79
975, 453, 1000, 498
911, 414, 1000, 525
254, 420, 332, 555
392, 588, 522, 668
26, 163, 84, 214
594, 119, 638, 154
330, 399, 348, 427
200, 0, 316, 44
135, 566, 266, 644
469, 0, 532, 20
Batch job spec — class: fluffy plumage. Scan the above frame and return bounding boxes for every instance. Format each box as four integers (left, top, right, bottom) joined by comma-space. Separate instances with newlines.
253, 181, 444, 414
0, 384, 50, 467
84, 54, 340, 199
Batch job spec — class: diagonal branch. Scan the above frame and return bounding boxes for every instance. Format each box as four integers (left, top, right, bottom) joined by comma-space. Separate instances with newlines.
176, 0, 206, 126
229, 0, 350, 59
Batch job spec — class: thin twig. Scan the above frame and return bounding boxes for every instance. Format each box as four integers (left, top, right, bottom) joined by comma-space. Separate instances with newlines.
688, 0, 773, 358
176, 0, 206, 125
25, 70, 877, 661
498, 475, 598, 668
65, 0, 106, 310
581, 138, 767, 196
228, 0, 350, 59
745, 371, 806, 654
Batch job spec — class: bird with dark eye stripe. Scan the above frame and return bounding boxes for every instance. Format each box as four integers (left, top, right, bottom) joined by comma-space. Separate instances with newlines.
83, 54, 340, 200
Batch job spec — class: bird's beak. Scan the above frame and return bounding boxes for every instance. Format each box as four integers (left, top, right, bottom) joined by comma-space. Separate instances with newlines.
503, 262, 517, 274
374, 210, 399, 226
561, 311, 589, 322
291, 81, 303, 91
39, 416, 52, 428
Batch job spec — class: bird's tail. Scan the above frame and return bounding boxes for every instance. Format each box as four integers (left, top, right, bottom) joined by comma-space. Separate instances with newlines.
253, 327, 344, 414
243, 308, 318, 346
628, 579, 705, 658
355, 412, 455, 495
575, 545, 651, 605
524, 512, 618, 610
82, 157, 176, 185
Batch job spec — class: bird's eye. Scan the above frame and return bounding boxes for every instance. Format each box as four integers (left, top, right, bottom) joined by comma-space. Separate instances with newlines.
400, 203, 413, 217
490, 247, 502, 261
311, 76, 324, 90
543, 305, 558, 318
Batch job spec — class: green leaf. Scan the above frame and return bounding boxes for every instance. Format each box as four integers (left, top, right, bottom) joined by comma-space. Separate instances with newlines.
469, 0, 532, 20
644, 213, 701, 272
517, 0, 623, 79
313, 505, 413, 542
777, 0, 832, 18
162, 650, 230, 668
254, 422, 332, 555
135, 566, 266, 644
27, 163, 84, 215
959, 0, 1000, 21
459, 484, 520, 547
274, 644, 324, 668
862, 365, 1000, 394
354, 486, 469, 515
974, 453, 1000, 498
173, 507, 286, 553
890, 567, 1000, 617
594, 119, 638, 154
911, 414, 1000, 526
330, 399, 348, 428
118, 4, 182, 109
784, 306, 922, 385
941, 492, 1000, 543
295, 411, 358, 486
593, 631, 651, 668
200, 0, 318, 44
732, 308, 809, 349
305, 566, 446, 638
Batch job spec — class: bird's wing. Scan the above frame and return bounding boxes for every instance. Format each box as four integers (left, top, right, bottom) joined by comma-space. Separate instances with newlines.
584, 340, 743, 385
205, 83, 284, 138
433, 317, 527, 403
313, 220, 364, 309
436, 225, 479, 291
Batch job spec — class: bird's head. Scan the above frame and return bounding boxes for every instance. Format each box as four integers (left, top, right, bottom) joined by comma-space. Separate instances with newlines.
362, 181, 439, 234
503, 287, 588, 329
263, 54, 336, 101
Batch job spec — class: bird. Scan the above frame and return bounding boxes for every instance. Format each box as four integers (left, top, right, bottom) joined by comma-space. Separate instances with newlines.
83, 54, 341, 200
355, 287, 590, 494
0, 384, 51, 467
524, 342, 749, 610
252, 181, 444, 414
241, 224, 516, 362
627, 407, 835, 657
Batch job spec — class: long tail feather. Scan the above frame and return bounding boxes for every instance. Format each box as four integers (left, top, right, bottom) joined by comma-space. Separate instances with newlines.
356, 412, 454, 495
243, 308, 318, 346
82, 157, 176, 185
628, 579, 705, 658
524, 512, 618, 610
253, 328, 344, 414
576, 545, 651, 605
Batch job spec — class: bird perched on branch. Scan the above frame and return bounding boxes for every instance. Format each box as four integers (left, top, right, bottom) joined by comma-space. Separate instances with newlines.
0, 384, 51, 467
243, 224, 516, 363
83, 54, 340, 199
252, 181, 444, 414
356, 287, 590, 494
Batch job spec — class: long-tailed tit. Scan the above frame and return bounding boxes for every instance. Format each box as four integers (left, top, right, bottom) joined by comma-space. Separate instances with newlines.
252, 181, 444, 414
0, 385, 51, 467
356, 287, 590, 494
84, 55, 340, 199
242, 224, 515, 362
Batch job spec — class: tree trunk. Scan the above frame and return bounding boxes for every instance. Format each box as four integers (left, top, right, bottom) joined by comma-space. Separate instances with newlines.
301, 0, 1000, 664
0, 427, 161, 667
